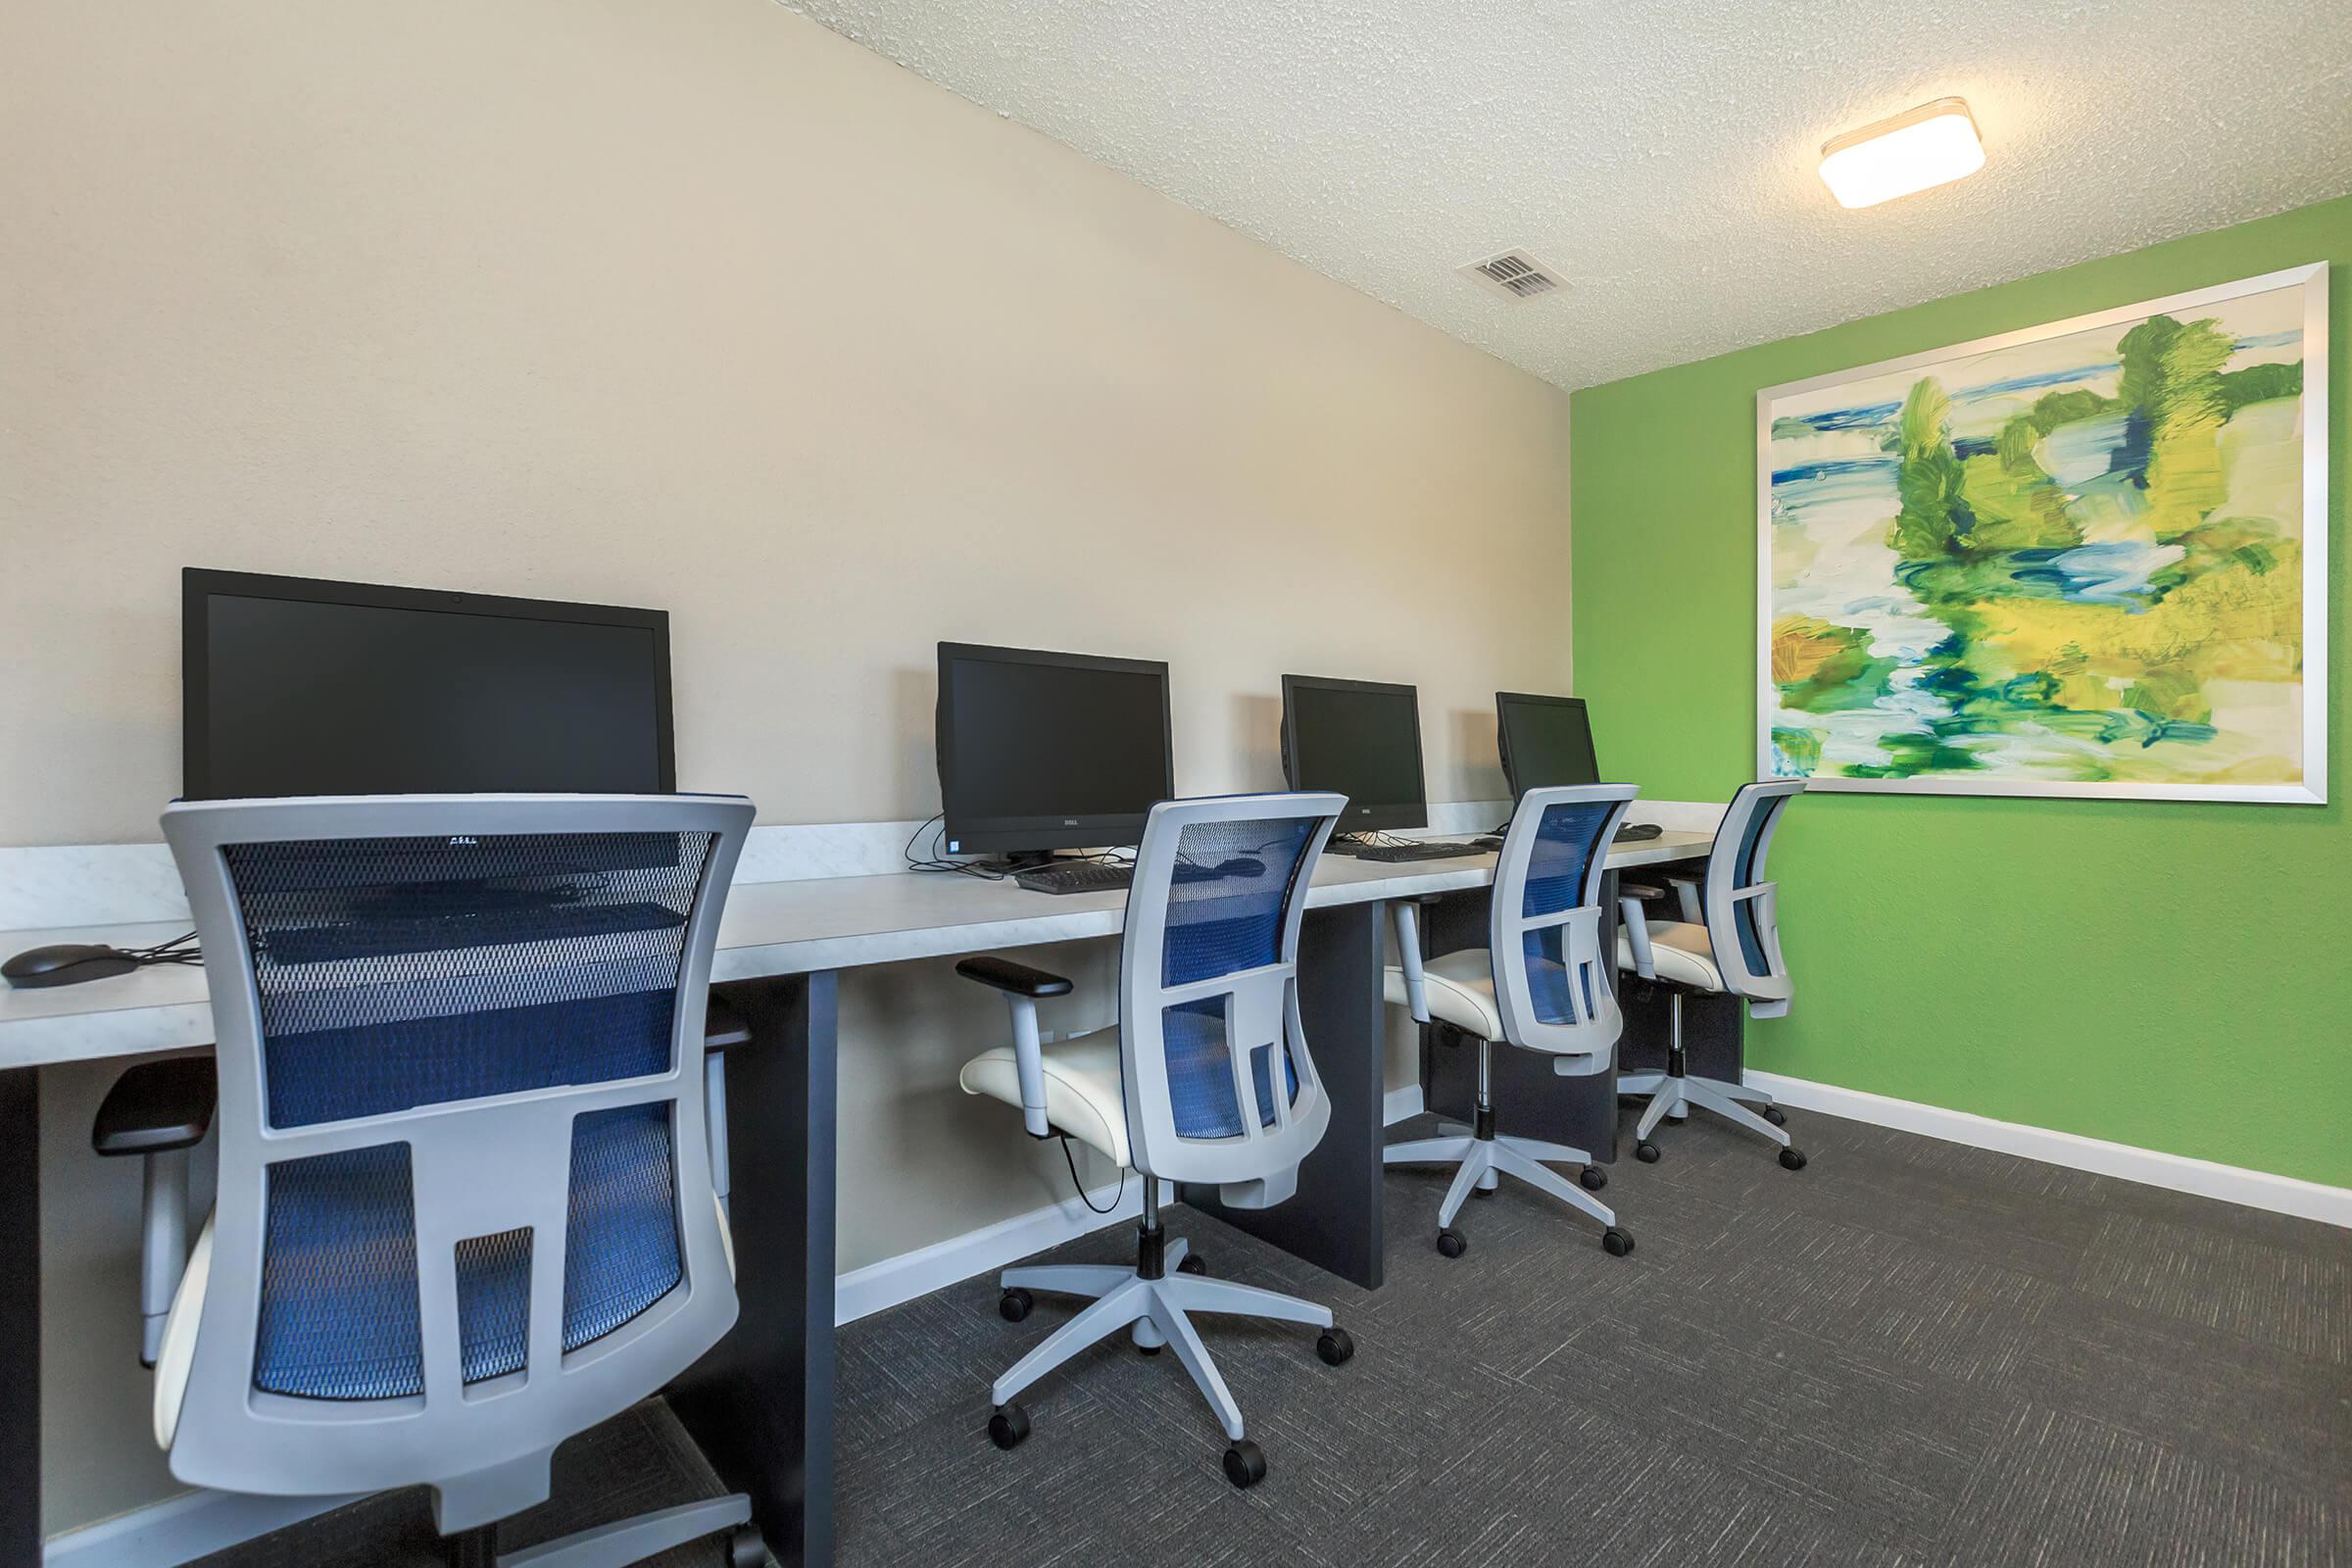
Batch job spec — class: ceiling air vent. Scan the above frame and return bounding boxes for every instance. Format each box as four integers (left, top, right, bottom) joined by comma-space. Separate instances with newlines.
1459, 249, 1564, 302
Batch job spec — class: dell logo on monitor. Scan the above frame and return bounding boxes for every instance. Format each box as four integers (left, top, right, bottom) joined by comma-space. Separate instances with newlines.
1061, 817, 1079, 826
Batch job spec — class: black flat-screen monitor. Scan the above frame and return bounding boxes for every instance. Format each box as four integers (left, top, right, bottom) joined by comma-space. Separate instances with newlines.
183, 568, 674, 799
1495, 691, 1599, 800
1280, 674, 1427, 834
935, 642, 1173, 857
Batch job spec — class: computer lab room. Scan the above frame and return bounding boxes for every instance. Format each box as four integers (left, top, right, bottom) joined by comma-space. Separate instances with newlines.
2, 4, 2345, 1567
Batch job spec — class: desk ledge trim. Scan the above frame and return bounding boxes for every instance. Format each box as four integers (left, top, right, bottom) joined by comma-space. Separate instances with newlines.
1750, 1070, 2351, 1230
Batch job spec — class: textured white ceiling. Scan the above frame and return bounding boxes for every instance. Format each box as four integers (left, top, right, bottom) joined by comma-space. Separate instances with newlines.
784, 0, 2352, 390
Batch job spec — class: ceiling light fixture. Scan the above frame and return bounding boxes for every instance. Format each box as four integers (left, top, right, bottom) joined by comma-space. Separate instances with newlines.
1819, 97, 1984, 209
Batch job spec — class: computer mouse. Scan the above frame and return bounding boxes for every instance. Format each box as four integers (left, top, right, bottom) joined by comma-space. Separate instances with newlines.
2, 943, 142, 989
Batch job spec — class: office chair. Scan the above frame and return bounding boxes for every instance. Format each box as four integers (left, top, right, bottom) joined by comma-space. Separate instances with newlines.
955, 793, 1356, 1490
1383, 783, 1638, 1259
1615, 779, 1807, 1169
96, 794, 764, 1568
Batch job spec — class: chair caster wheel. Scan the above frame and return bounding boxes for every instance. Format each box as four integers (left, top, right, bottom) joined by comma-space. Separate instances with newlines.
727, 1525, 768, 1568
1472, 1184, 1495, 1199
1223, 1440, 1268, 1489
998, 1287, 1033, 1323
1137, 1343, 1161, 1356
1177, 1252, 1207, 1275
1436, 1228, 1466, 1258
1579, 1165, 1607, 1192
1601, 1226, 1635, 1257
1636, 1142, 1661, 1163
1316, 1327, 1354, 1366
988, 1402, 1031, 1450
1780, 1147, 1808, 1170
1763, 1105, 1787, 1126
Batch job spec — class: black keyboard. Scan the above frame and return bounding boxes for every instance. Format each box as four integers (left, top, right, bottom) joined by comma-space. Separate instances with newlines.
1470, 824, 1663, 851
1014, 861, 1135, 896
1333, 839, 1489, 863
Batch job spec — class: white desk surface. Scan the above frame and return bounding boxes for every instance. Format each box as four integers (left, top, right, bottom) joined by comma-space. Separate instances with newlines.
0, 831, 1712, 1071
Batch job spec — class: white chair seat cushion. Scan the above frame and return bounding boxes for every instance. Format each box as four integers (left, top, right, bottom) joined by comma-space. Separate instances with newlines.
959, 1027, 1132, 1166
1382, 948, 1506, 1042
1616, 920, 1725, 992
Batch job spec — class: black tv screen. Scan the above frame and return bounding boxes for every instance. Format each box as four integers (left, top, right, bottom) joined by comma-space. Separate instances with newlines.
1495, 692, 1599, 799
184, 569, 673, 799
1282, 675, 1427, 833
936, 643, 1172, 855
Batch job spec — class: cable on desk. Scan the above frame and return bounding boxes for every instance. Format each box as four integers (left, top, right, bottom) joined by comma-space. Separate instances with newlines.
902, 813, 1136, 882
123, 932, 203, 968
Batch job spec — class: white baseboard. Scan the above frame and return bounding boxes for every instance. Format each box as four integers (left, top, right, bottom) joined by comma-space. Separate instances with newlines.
45, 1487, 360, 1568
1748, 1070, 2352, 1229
833, 1082, 1432, 1327
833, 1175, 1145, 1326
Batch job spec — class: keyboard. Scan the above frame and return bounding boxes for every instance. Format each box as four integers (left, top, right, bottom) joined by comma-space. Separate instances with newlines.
1469, 823, 1663, 851
1333, 839, 1489, 863
1014, 861, 1135, 896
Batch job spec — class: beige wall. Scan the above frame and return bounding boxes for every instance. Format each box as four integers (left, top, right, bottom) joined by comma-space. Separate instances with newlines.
4, 0, 1572, 1539
1, 0, 1573, 850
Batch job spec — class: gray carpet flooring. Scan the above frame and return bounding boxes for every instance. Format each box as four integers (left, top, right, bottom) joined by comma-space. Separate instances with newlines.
206, 1105, 2351, 1566
836, 1108, 2349, 1567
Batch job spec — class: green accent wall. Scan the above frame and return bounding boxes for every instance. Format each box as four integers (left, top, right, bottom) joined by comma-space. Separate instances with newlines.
1571, 195, 2349, 1189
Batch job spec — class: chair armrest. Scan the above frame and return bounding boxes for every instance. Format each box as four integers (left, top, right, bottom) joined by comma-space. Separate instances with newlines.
1619, 882, 1667, 902
92, 1058, 217, 1156
94, 1058, 212, 1366
1668, 875, 1703, 925
955, 956, 1074, 998
1618, 896, 1657, 981
1388, 902, 1429, 1024
703, 995, 752, 1052
956, 956, 1066, 1137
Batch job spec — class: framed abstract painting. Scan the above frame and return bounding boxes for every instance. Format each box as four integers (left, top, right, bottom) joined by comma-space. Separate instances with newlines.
1758, 264, 2328, 804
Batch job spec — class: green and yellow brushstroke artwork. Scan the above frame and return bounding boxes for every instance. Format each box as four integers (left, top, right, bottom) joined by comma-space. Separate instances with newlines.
1759, 267, 2327, 803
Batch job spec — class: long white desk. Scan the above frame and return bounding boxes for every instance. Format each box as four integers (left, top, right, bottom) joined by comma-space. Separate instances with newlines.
0, 831, 1714, 1071
0, 828, 1712, 1568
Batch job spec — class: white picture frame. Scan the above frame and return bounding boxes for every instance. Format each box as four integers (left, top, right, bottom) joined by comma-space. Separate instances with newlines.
1756, 263, 2328, 804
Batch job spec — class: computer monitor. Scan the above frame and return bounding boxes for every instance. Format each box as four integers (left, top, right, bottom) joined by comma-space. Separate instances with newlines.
935, 642, 1173, 858
183, 568, 674, 799
1494, 691, 1600, 800
1280, 674, 1427, 834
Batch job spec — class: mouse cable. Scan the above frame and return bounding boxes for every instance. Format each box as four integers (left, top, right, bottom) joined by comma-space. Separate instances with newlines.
124, 931, 204, 967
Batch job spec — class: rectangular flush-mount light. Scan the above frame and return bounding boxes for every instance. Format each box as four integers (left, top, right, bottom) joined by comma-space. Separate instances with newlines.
1820, 97, 1984, 209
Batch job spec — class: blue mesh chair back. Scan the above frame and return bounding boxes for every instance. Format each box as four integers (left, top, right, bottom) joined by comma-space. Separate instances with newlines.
1115, 794, 1344, 1201
1697, 781, 1802, 1012
158, 794, 752, 1518
1488, 784, 1636, 1067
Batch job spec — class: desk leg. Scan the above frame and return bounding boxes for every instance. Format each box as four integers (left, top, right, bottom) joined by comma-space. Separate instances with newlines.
4, 1067, 36, 1567
668, 972, 837, 1568
1180, 901, 1385, 1291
